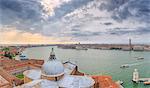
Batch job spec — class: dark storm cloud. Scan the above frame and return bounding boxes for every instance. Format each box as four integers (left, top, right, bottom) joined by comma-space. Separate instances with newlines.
71, 28, 80, 32
0, 0, 150, 44
70, 24, 82, 32
0, 0, 93, 22
49, 0, 93, 20
0, 0, 93, 33
0, 0, 45, 34
104, 22, 112, 25
0, 0, 42, 24
135, 28, 150, 34
100, 0, 150, 22
99, 0, 129, 11
108, 27, 150, 35
71, 31, 101, 37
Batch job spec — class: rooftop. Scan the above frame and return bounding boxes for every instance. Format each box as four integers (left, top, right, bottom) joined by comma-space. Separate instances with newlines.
14, 79, 58, 88
0, 75, 11, 88
92, 75, 119, 88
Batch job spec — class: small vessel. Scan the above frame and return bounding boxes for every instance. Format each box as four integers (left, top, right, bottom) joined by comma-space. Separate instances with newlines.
120, 64, 129, 68
76, 47, 88, 50
75, 46, 88, 50
137, 57, 144, 60
19, 54, 28, 60
116, 80, 123, 85
144, 81, 150, 85
116, 80, 124, 88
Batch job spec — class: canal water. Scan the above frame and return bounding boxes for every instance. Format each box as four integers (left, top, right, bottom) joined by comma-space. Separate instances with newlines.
23, 46, 150, 88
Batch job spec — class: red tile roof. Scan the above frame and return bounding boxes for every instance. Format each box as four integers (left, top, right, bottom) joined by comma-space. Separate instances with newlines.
91, 75, 119, 88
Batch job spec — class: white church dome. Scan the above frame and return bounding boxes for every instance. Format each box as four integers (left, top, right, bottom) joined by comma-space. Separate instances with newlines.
42, 48, 64, 76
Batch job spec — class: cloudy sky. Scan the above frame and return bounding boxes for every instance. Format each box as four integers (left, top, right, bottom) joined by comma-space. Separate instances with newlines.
0, 0, 150, 44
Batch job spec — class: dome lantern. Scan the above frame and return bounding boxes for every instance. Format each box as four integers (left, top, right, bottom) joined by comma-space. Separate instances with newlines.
49, 48, 56, 60
42, 48, 64, 79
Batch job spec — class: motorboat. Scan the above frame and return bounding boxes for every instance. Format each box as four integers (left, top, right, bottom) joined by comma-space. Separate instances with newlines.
19, 54, 28, 60
120, 64, 129, 68
76, 46, 88, 50
116, 80, 123, 85
137, 57, 144, 60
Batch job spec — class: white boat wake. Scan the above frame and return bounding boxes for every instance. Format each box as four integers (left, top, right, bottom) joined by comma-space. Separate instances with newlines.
128, 61, 150, 66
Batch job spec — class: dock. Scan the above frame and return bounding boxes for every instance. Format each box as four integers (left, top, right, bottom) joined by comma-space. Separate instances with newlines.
139, 78, 150, 82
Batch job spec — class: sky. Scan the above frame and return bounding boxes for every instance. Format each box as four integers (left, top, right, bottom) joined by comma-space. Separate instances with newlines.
0, 0, 150, 44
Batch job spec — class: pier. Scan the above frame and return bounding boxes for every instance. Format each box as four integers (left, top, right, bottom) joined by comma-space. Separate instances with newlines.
139, 78, 150, 82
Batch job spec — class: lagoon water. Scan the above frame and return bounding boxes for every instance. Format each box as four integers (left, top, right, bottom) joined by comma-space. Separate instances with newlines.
23, 46, 150, 88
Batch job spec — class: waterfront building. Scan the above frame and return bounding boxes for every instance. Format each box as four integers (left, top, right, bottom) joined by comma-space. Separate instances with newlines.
0, 58, 44, 87
132, 69, 150, 85
132, 69, 139, 83
92, 75, 121, 88
0, 75, 11, 88
16, 48, 95, 88
75, 43, 88, 50
0, 48, 122, 88
75, 45, 88, 50
133, 46, 144, 51
41, 48, 64, 81
121, 47, 131, 51
144, 47, 150, 51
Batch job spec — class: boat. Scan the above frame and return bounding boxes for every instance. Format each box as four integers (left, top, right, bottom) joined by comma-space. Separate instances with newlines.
75, 46, 88, 50
120, 64, 129, 68
116, 80, 123, 85
116, 80, 124, 88
137, 57, 144, 60
19, 54, 28, 60
144, 81, 150, 85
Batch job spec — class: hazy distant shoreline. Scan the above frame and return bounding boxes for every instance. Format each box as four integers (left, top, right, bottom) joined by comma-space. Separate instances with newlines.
1, 43, 150, 52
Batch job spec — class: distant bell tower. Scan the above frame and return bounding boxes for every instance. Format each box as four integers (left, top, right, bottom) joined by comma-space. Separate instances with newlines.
78, 42, 80, 45
129, 38, 132, 50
